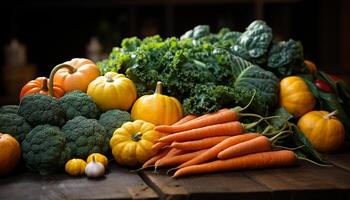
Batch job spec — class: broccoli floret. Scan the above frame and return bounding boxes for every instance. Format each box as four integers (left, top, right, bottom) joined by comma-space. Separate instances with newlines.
60, 90, 100, 120
98, 109, 132, 139
0, 105, 19, 114
18, 94, 65, 127
62, 116, 109, 159
22, 124, 71, 175
0, 113, 32, 142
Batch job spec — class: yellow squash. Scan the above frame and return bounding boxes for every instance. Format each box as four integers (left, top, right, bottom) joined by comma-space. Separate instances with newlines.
87, 153, 108, 168
131, 81, 183, 125
279, 76, 316, 117
65, 158, 87, 176
87, 72, 137, 111
298, 110, 345, 152
110, 120, 162, 167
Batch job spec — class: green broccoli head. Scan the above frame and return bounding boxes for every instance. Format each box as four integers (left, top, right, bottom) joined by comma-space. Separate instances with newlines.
22, 124, 71, 175
0, 113, 32, 142
62, 116, 109, 159
98, 109, 132, 139
18, 94, 65, 127
0, 105, 19, 114
60, 90, 100, 120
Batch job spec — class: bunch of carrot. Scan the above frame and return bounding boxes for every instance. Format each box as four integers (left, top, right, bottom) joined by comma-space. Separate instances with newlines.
142, 108, 298, 178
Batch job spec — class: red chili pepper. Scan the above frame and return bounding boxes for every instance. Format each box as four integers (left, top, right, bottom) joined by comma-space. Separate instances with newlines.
330, 75, 341, 81
314, 79, 334, 93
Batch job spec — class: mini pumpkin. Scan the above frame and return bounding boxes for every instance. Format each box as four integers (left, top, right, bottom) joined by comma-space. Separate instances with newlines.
298, 110, 345, 152
131, 81, 183, 125
49, 58, 100, 94
87, 153, 108, 168
279, 76, 316, 117
87, 72, 137, 111
0, 133, 21, 176
65, 158, 87, 176
110, 120, 162, 167
20, 77, 65, 100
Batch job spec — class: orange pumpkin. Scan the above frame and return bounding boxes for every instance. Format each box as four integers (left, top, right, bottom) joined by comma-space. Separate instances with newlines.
19, 77, 65, 100
0, 133, 21, 176
49, 58, 100, 94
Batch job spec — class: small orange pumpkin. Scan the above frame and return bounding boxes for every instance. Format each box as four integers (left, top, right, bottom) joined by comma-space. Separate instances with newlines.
0, 133, 21, 176
298, 110, 345, 152
19, 77, 65, 100
49, 58, 100, 94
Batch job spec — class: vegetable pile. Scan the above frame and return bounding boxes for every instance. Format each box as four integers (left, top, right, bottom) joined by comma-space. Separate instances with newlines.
1, 20, 350, 178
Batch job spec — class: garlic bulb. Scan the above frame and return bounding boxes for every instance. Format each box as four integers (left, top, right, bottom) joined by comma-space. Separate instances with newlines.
85, 155, 105, 178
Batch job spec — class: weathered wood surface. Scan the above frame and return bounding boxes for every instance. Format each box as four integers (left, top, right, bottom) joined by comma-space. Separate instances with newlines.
0, 164, 158, 200
2, 154, 350, 200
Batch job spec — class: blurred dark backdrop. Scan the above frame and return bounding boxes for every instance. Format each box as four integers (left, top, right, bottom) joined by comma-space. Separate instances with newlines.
0, 0, 349, 105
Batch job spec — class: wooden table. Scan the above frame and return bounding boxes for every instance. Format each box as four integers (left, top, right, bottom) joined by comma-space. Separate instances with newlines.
2, 153, 350, 200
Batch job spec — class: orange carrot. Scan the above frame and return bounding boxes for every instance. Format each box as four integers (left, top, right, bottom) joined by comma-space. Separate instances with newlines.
156, 108, 238, 133
155, 148, 187, 167
158, 121, 245, 143
173, 150, 297, 177
172, 115, 198, 126
177, 133, 261, 169
142, 149, 170, 169
155, 149, 207, 168
171, 136, 230, 151
218, 136, 271, 160
152, 142, 170, 152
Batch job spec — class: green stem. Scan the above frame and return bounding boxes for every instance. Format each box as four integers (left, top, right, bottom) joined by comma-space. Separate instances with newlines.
232, 89, 256, 113
297, 156, 332, 167
273, 145, 305, 151
41, 78, 49, 92
49, 63, 77, 96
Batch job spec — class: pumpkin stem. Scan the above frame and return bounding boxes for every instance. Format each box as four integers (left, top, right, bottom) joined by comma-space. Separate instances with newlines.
92, 154, 96, 163
41, 78, 49, 92
132, 132, 142, 142
154, 81, 163, 95
323, 110, 337, 120
49, 63, 77, 96
106, 73, 114, 82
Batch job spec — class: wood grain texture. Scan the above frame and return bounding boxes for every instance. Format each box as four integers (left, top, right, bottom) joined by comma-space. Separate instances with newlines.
141, 170, 271, 200
0, 164, 158, 200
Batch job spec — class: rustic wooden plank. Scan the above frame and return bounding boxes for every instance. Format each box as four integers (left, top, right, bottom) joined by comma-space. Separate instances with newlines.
245, 161, 350, 200
0, 164, 158, 200
141, 170, 272, 200
324, 152, 350, 172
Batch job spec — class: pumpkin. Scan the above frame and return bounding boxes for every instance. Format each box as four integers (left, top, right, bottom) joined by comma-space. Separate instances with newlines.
131, 81, 183, 125
87, 72, 137, 111
0, 133, 21, 176
304, 59, 317, 74
298, 110, 345, 152
49, 58, 100, 94
19, 77, 65, 100
87, 153, 108, 168
65, 158, 87, 176
110, 120, 162, 167
279, 76, 316, 117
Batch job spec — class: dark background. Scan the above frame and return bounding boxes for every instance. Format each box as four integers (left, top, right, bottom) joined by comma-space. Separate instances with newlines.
0, 0, 349, 105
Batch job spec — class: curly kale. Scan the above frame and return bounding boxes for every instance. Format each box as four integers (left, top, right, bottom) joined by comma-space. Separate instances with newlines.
0, 105, 19, 114
183, 84, 270, 116
98, 109, 132, 139
62, 116, 109, 159
60, 90, 100, 120
18, 94, 65, 127
22, 124, 71, 175
0, 113, 32, 142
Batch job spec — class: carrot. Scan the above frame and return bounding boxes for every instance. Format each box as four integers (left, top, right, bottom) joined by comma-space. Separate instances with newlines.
157, 120, 263, 143
155, 149, 207, 168
172, 115, 198, 126
173, 150, 297, 177
156, 108, 238, 133
218, 136, 271, 160
177, 133, 261, 169
171, 136, 230, 151
155, 148, 187, 168
142, 149, 170, 169
152, 142, 170, 153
